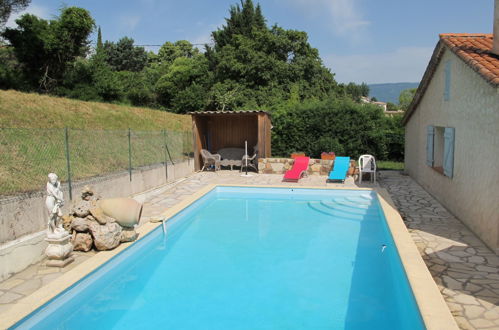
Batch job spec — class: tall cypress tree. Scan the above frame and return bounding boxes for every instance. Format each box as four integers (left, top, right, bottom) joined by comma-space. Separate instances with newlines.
96, 26, 103, 51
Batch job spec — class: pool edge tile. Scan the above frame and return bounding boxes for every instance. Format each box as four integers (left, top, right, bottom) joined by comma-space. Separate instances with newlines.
376, 187, 458, 330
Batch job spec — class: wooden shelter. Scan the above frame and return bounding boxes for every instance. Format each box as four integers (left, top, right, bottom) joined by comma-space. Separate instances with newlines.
190, 111, 272, 170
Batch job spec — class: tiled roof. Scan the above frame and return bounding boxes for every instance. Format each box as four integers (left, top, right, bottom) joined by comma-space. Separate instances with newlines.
403, 34, 499, 125
189, 110, 270, 116
440, 33, 499, 85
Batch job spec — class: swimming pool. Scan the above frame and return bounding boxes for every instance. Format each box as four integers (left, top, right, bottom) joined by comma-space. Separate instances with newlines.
13, 186, 425, 329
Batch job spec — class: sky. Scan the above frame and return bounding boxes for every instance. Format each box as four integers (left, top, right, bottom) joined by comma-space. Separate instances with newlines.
6, 0, 495, 84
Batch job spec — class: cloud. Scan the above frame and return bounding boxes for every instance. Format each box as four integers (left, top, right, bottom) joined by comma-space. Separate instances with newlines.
284, 0, 369, 38
5, 3, 50, 28
118, 14, 142, 32
324, 46, 434, 84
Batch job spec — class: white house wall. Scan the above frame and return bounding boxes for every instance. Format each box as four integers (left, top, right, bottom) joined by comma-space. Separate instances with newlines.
404, 48, 499, 254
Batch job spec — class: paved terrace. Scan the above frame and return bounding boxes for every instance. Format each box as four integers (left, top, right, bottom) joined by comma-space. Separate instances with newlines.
0, 171, 498, 329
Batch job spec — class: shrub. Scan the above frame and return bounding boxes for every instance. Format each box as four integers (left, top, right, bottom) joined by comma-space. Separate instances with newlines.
271, 97, 404, 161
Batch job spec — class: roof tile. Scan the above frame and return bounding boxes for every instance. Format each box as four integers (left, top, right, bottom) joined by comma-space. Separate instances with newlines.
439, 33, 499, 86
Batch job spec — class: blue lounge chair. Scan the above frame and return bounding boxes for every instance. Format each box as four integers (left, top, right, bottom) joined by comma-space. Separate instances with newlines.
327, 157, 350, 183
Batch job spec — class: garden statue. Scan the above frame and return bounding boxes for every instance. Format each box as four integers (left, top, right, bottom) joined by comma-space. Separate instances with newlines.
44, 173, 74, 267
45, 173, 68, 239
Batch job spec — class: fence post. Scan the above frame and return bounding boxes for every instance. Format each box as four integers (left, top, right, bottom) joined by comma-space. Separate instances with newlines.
128, 128, 132, 181
163, 130, 168, 182
164, 130, 175, 165
64, 127, 73, 200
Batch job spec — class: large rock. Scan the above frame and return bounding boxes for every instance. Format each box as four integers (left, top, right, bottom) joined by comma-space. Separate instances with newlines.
89, 207, 115, 225
71, 217, 90, 232
89, 222, 122, 251
70, 200, 96, 218
120, 227, 138, 243
73, 232, 93, 252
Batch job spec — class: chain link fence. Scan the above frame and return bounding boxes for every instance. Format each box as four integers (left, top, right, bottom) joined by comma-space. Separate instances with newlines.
0, 128, 193, 197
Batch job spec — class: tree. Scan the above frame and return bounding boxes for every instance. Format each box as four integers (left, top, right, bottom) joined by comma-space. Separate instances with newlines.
399, 87, 417, 111
155, 56, 211, 112
103, 37, 148, 72
0, 40, 24, 89
359, 82, 369, 97
386, 102, 399, 111
157, 40, 199, 64
205, 0, 338, 109
96, 26, 103, 50
209, 81, 241, 111
0, 0, 30, 27
2, 7, 94, 91
343, 82, 368, 101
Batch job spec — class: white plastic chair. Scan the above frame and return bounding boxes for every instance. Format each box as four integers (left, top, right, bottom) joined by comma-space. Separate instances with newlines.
358, 154, 376, 184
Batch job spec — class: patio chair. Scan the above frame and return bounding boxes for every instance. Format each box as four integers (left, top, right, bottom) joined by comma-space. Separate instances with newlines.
327, 156, 350, 183
200, 149, 221, 171
283, 156, 310, 182
358, 154, 376, 183
240, 152, 258, 172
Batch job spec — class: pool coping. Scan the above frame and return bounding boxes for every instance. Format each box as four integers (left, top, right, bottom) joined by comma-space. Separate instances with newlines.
0, 184, 458, 329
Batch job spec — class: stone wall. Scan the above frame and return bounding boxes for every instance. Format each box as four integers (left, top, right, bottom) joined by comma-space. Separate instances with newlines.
0, 159, 194, 281
258, 158, 357, 176
404, 48, 499, 254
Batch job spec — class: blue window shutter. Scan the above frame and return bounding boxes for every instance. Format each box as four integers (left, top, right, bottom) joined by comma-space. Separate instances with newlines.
426, 126, 434, 167
443, 127, 455, 178
444, 61, 451, 101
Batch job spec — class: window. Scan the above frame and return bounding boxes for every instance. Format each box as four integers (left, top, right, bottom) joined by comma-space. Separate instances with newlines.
426, 126, 455, 177
444, 60, 451, 101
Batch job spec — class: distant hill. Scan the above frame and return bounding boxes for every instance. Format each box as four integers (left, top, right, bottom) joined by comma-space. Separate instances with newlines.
368, 82, 419, 104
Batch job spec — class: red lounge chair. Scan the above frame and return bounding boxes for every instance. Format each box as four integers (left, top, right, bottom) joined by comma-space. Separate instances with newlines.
283, 156, 310, 181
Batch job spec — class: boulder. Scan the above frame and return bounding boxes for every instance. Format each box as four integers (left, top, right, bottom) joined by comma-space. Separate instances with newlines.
71, 217, 90, 232
89, 222, 122, 251
89, 207, 116, 225
120, 227, 138, 243
73, 232, 93, 252
70, 200, 96, 218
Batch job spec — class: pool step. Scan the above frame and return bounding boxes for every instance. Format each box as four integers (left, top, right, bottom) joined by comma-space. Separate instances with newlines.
334, 200, 372, 209
307, 202, 367, 221
343, 196, 375, 206
320, 201, 378, 216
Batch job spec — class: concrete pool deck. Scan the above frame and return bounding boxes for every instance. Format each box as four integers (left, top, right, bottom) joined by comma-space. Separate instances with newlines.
0, 171, 497, 329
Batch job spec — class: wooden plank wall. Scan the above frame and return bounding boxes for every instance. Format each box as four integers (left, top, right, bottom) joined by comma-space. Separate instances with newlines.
192, 113, 271, 170
265, 115, 272, 157
207, 115, 258, 153
257, 113, 272, 157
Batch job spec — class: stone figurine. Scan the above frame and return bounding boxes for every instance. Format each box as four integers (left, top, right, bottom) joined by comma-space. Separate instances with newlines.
45, 173, 69, 239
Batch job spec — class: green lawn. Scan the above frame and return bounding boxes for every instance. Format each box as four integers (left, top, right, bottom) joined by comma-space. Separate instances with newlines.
376, 161, 404, 170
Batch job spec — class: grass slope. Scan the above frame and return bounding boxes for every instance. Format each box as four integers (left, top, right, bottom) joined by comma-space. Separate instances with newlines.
0, 90, 192, 195
0, 90, 191, 130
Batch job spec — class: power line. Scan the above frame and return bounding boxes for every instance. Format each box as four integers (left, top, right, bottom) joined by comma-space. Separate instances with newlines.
88, 42, 214, 47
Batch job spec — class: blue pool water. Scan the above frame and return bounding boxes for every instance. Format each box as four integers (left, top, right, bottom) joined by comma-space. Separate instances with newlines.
14, 187, 425, 329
